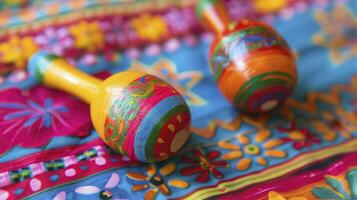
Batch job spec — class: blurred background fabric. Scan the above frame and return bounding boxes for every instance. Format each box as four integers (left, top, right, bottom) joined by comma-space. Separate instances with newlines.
0, 0, 357, 199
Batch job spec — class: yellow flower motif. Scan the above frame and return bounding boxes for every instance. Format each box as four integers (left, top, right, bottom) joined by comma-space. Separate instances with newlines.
313, 5, 357, 63
252, 0, 287, 13
69, 21, 104, 52
131, 59, 206, 106
268, 191, 307, 200
218, 129, 286, 170
311, 108, 357, 141
0, 36, 38, 69
131, 14, 168, 42
126, 163, 189, 200
3, 0, 26, 6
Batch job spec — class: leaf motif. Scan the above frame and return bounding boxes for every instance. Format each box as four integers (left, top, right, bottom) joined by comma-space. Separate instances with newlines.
53, 191, 66, 200
75, 186, 100, 194
324, 176, 349, 198
347, 168, 357, 198
312, 187, 343, 199
105, 173, 120, 189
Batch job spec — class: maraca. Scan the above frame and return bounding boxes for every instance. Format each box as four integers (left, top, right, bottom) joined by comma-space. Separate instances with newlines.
197, 0, 297, 112
28, 52, 191, 163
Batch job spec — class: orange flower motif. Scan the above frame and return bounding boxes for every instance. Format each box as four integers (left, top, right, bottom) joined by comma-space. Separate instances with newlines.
313, 5, 357, 63
126, 163, 189, 200
0, 36, 38, 69
131, 14, 168, 42
69, 21, 104, 52
218, 129, 286, 171
311, 109, 357, 141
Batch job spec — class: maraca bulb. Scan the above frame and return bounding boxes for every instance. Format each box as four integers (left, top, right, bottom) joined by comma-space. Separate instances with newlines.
197, 0, 297, 112
210, 20, 297, 112
29, 52, 191, 163
92, 72, 191, 163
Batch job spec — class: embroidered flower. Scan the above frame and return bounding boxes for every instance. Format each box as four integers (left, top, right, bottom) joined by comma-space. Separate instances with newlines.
35, 27, 74, 56
180, 149, 229, 183
73, 173, 127, 200
311, 109, 357, 141
130, 14, 168, 42
312, 168, 357, 199
99, 18, 128, 48
313, 5, 357, 63
163, 8, 196, 34
126, 163, 189, 200
219, 129, 286, 170
278, 122, 320, 150
0, 86, 91, 154
69, 21, 104, 52
252, 0, 287, 13
0, 36, 38, 69
2, 0, 27, 8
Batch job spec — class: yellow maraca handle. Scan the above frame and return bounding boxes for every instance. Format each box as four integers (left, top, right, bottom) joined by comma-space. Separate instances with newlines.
29, 52, 101, 104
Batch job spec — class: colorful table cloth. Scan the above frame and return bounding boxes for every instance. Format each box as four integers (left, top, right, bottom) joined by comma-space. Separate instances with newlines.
0, 0, 356, 199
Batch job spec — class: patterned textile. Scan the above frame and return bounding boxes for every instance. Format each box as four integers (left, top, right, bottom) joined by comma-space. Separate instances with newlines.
0, 0, 356, 199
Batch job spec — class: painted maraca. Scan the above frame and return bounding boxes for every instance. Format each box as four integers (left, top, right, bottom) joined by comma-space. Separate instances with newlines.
28, 52, 191, 163
197, 0, 297, 112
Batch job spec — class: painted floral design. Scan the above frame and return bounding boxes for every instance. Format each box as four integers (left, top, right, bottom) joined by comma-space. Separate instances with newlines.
74, 173, 127, 200
35, 27, 74, 56
312, 168, 357, 199
126, 162, 189, 200
0, 36, 38, 68
313, 5, 357, 63
0, 86, 91, 154
131, 59, 206, 106
53, 173, 127, 200
69, 21, 104, 52
311, 109, 357, 141
218, 129, 286, 170
130, 14, 168, 42
180, 149, 229, 183
278, 122, 320, 150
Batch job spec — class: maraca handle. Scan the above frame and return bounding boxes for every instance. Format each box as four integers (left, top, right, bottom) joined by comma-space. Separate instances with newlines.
29, 52, 101, 104
196, 0, 232, 34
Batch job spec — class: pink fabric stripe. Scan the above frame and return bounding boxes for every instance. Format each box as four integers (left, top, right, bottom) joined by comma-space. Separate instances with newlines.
0, 139, 106, 171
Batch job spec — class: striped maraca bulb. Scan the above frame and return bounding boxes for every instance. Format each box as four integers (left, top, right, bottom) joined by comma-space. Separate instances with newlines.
197, 0, 297, 112
29, 52, 191, 163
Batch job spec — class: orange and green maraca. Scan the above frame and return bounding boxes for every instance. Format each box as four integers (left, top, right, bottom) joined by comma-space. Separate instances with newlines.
29, 52, 191, 163
197, 0, 297, 112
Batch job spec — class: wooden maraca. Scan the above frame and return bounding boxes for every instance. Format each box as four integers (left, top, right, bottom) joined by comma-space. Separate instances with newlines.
197, 0, 297, 112
28, 52, 191, 163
